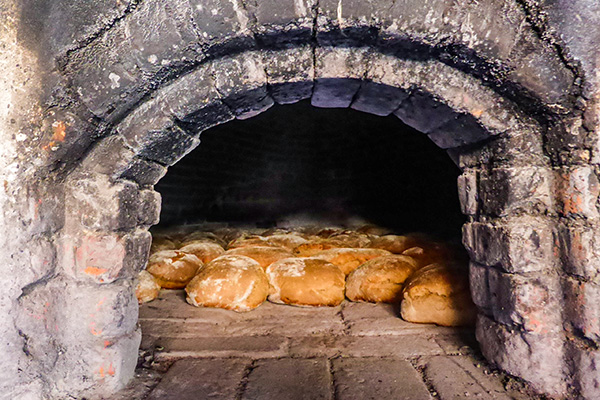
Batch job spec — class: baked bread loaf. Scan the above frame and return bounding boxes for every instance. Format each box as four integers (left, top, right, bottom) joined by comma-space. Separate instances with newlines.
179, 240, 225, 264
135, 270, 161, 304
345, 255, 420, 303
368, 235, 420, 254
293, 233, 372, 257
150, 236, 178, 254
180, 231, 227, 248
185, 255, 269, 312
311, 248, 391, 275
146, 250, 203, 289
263, 234, 309, 251
400, 263, 476, 327
224, 246, 294, 270
266, 258, 345, 307
227, 235, 280, 250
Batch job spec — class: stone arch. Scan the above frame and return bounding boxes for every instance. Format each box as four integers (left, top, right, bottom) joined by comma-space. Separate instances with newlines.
14, 0, 586, 399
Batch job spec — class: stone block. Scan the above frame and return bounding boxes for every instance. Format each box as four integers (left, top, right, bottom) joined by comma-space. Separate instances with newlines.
487, 269, 562, 334
188, 0, 255, 56
312, 47, 372, 108
65, 174, 141, 231
564, 278, 600, 342
476, 314, 567, 396
478, 167, 553, 216
554, 166, 600, 219
428, 113, 490, 149
265, 47, 314, 105
247, 0, 316, 46
146, 358, 250, 400
59, 229, 151, 284
469, 262, 492, 312
394, 92, 456, 133
68, 0, 199, 120
333, 358, 431, 400
508, 30, 574, 111
462, 217, 557, 273
213, 53, 274, 119
568, 345, 600, 400
119, 157, 167, 187
137, 125, 200, 166
457, 170, 478, 215
138, 190, 161, 226
242, 358, 331, 400
316, 0, 383, 46
351, 82, 409, 116
559, 222, 600, 280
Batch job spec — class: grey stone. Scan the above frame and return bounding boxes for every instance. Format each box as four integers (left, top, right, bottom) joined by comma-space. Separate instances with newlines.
428, 114, 490, 149
351, 82, 410, 116
332, 357, 432, 400
424, 355, 512, 399
265, 47, 314, 105
146, 358, 250, 400
394, 92, 456, 134
242, 358, 332, 400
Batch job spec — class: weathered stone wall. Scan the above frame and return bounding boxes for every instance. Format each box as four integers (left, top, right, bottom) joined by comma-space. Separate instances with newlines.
1, 0, 598, 399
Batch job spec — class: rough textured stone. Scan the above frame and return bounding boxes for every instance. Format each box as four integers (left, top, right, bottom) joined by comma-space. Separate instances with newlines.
458, 170, 478, 215
478, 167, 553, 216
462, 217, 557, 274
247, 0, 317, 46
312, 47, 372, 108
146, 358, 250, 400
333, 357, 432, 400
394, 92, 456, 134
424, 355, 512, 400
559, 222, 600, 280
476, 315, 567, 397
242, 358, 331, 400
564, 278, 600, 342
554, 166, 600, 218
265, 46, 314, 105
59, 229, 151, 284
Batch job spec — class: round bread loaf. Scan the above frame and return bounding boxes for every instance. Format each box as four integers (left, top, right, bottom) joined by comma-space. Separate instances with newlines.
346, 255, 420, 303
179, 240, 225, 264
146, 250, 203, 289
150, 236, 178, 254
266, 258, 345, 307
311, 248, 391, 275
293, 233, 372, 257
180, 231, 227, 248
356, 224, 393, 236
135, 270, 161, 304
368, 235, 420, 254
400, 263, 476, 327
227, 235, 280, 250
224, 246, 294, 270
185, 255, 269, 312
264, 234, 309, 251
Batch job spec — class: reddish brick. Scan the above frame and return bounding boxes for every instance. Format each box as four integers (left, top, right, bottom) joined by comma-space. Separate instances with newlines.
554, 166, 600, 218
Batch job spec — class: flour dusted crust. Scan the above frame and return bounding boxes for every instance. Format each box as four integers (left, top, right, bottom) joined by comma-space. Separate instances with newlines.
135, 270, 161, 304
146, 250, 203, 289
263, 234, 309, 251
400, 263, 476, 327
227, 235, 280, 250
293, 233, 372, 257
180, 231, 227, 248
368, 235, 421, 254
224, 246, 294, 270
310, 248, 391, 275
150, 236, 178, 254
179, 240, 225, 264
266, 258, 345, 307
185, 255, 269, 312
345, 255, 420, 303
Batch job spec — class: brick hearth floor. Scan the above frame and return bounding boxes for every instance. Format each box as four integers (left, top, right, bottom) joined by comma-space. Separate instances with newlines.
115, 290, 541, 400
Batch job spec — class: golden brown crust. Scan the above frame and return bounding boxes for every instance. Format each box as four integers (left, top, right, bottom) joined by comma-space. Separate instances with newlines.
150, 236, 179, 254
345, 255, 419, 303
185, 255, 269, 312
135, 270, 161, 304
179, 240, 225, 264
179, 231, 227, 248
293, 233, 373, 257
310, 248, 391, 275
146, 250, 203, 289
266, 258, 345, 307
224, 246, 294, 270
368, 235, 420, 254
264, 234, 309, 251
227, 235, 281, 250
400, 263, 476, 327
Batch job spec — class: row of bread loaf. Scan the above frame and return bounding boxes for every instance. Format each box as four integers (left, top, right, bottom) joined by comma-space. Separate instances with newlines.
136, 226, 476, 326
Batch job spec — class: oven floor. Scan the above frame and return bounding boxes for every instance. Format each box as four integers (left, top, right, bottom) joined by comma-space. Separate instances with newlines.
116, 290, 541, 399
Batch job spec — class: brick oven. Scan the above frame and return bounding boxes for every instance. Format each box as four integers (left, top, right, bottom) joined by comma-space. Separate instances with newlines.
2, 0, 600, 399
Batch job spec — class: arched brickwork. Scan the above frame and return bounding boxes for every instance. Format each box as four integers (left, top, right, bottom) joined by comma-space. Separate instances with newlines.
7, 0, 596, 399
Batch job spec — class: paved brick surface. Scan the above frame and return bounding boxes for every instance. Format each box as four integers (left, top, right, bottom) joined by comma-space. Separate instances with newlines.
121, 290, 541, 399
242, 358, 332, 400
146, 358, 250, 400
332, 357, 432, 400
424, 356, 513, 400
